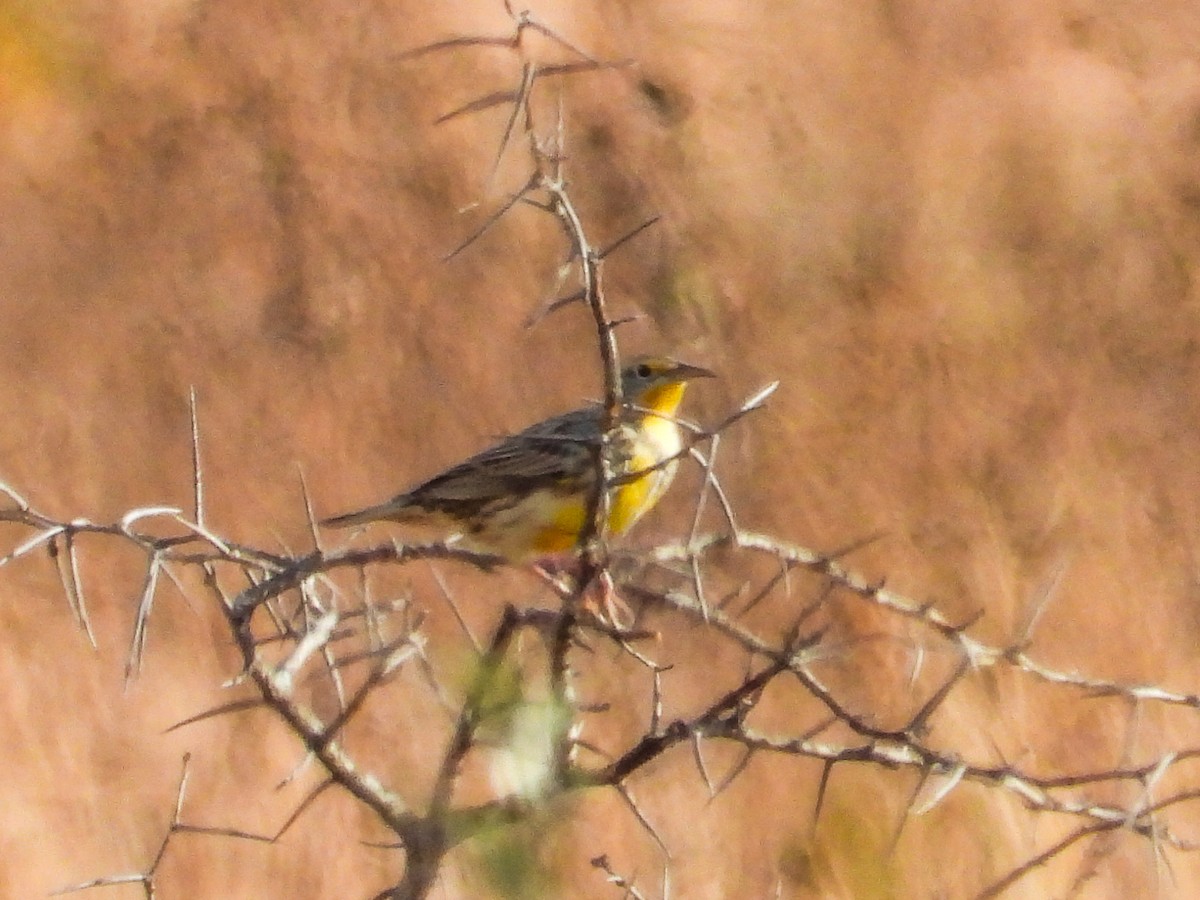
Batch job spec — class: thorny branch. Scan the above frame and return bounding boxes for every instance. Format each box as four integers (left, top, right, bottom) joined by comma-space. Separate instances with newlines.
54, 754, 273, 899
5, 8, 1200, 900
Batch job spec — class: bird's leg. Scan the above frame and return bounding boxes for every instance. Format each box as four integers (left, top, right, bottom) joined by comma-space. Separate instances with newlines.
531, 557, 634, 631
592, 568, 635, 631
531, 556, 575, 595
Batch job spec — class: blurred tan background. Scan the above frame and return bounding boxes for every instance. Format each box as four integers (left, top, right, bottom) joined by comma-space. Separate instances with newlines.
5, 0, 1200, 896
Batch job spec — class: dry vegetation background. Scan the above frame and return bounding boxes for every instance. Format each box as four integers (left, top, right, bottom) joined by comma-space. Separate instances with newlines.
5, 0, 1200, 897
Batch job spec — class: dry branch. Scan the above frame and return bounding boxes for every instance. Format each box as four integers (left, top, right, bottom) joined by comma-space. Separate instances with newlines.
6, 8, 1200, 900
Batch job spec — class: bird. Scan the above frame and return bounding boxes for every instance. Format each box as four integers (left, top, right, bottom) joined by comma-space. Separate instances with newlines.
321, 356, 714, 562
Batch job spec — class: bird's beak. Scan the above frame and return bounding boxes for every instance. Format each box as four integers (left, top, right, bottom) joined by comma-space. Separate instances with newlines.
670, 361, 716, 381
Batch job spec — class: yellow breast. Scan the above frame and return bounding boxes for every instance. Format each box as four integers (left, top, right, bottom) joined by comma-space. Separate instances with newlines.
607, 412, 682, 535
519, 382, 689, 558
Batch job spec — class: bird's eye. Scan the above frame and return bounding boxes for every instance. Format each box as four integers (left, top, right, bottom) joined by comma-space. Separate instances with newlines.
635, 363, 653, 378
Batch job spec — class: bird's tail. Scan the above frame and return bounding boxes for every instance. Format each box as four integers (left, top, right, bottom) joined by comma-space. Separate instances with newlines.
320, 499, 409, 529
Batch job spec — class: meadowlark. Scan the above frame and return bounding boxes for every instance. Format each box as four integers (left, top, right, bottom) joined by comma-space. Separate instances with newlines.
321, 356, 714, 561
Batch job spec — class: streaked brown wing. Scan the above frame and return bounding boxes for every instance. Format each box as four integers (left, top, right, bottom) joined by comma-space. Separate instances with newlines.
399, 407, 601, 514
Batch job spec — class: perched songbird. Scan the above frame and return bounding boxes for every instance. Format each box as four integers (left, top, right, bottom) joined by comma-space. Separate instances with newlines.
321, 356, 714, 560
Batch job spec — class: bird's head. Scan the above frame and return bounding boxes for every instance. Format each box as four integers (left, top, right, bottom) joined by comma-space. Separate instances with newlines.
620, 355, 715, 416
